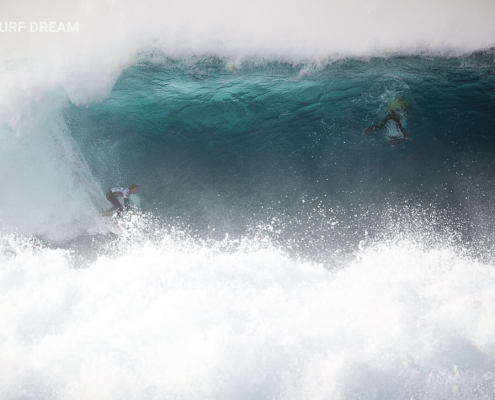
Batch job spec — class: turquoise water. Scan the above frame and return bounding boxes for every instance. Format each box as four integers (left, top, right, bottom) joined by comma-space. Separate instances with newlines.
63, 55, 495, 262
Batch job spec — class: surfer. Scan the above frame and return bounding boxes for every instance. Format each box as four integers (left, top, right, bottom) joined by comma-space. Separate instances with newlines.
362, 98, 413, 145
104, 184, 138, 217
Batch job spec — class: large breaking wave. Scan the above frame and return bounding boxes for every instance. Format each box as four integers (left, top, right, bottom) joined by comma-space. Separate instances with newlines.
1, 0, 495, 398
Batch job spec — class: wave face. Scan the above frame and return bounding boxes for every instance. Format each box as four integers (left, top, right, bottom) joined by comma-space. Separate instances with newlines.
1, 39, 495, 400
61, 55, 495, 261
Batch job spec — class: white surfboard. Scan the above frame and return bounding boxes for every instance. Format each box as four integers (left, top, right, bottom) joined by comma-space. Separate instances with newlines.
103, 216, 124, 236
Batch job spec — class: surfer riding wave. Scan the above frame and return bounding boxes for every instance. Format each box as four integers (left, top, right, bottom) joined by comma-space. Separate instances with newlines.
104, 184, 138, 218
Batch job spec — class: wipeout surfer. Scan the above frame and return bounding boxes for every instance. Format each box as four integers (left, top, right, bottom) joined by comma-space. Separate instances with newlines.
362, 98, 413, 145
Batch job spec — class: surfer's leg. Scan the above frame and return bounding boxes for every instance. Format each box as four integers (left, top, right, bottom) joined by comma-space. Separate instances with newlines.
106, 191, 123, 214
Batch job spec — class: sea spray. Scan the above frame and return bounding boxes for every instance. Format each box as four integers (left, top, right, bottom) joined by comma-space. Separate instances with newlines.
1, 227, 495, 399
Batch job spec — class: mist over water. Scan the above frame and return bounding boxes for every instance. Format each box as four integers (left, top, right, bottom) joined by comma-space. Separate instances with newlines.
1, 0, 495, 398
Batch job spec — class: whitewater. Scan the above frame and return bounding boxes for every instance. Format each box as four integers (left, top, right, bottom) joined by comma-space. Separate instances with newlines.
1, 0, 495, 398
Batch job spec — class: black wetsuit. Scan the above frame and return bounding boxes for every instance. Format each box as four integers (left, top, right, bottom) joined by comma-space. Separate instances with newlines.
106, 187, 131, 216
364, 110, 411, 144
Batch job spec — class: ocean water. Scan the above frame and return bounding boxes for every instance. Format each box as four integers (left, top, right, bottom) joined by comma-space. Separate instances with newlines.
1, 0, 495, 398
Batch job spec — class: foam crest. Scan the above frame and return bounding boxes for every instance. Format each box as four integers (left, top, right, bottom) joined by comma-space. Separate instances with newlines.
1, 0, 495, 106
1, 233, 494, 398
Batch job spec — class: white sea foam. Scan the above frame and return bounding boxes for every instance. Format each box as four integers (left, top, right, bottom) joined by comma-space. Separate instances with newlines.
0, 233, 494, 399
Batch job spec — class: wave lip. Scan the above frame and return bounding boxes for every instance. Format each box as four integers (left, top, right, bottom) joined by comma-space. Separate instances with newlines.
2, 0, 495, 63
1, 0, 495, 110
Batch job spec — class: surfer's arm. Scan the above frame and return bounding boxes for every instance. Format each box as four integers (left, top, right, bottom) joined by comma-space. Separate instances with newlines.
123, 197, 131, 211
